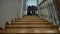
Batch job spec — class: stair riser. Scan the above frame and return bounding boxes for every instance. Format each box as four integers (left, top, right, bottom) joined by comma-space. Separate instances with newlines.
6, 27, 58, 28
6, 27, 58, 30
6, 25, 57, 27
0, 16, 59, 34
7, 27, 58, 28
12, 21, 52, 24
15, 21, 47, 22
0, 33, 60, 34
12, 23, 52, 25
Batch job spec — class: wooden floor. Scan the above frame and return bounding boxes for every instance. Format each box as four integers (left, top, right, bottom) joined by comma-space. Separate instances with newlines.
0, 15, 60, 34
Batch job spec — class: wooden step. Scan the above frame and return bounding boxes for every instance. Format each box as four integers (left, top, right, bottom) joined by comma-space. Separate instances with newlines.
0, 28, 59, 34
1, 16, 59, 34
6, 28, 58, 30
6, 24, 58, 28
12, 23, 53, 25
15, 20, 47, 22
14, 22, 49, 24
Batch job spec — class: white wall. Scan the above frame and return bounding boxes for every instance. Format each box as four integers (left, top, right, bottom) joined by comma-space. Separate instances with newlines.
38, 0, 53, 22
22, 0, 27, 16
0, 0, 22, 29
27, 0, 37, 6
22, 0, 28, 16
38, 0, 43, 4
37, 0, 43, 16
38, 0, 59, 25
38, 1, 49, 20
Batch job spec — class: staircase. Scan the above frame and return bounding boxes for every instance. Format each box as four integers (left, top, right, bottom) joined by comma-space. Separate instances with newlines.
0, 16, 59, 34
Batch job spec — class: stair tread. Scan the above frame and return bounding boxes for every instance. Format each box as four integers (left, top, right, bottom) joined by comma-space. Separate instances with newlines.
0, 28, 59, 33
6, 25, 57, 28
1, 16, 59, 34
12, 22, 52, 24
12, 22, 52, 25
